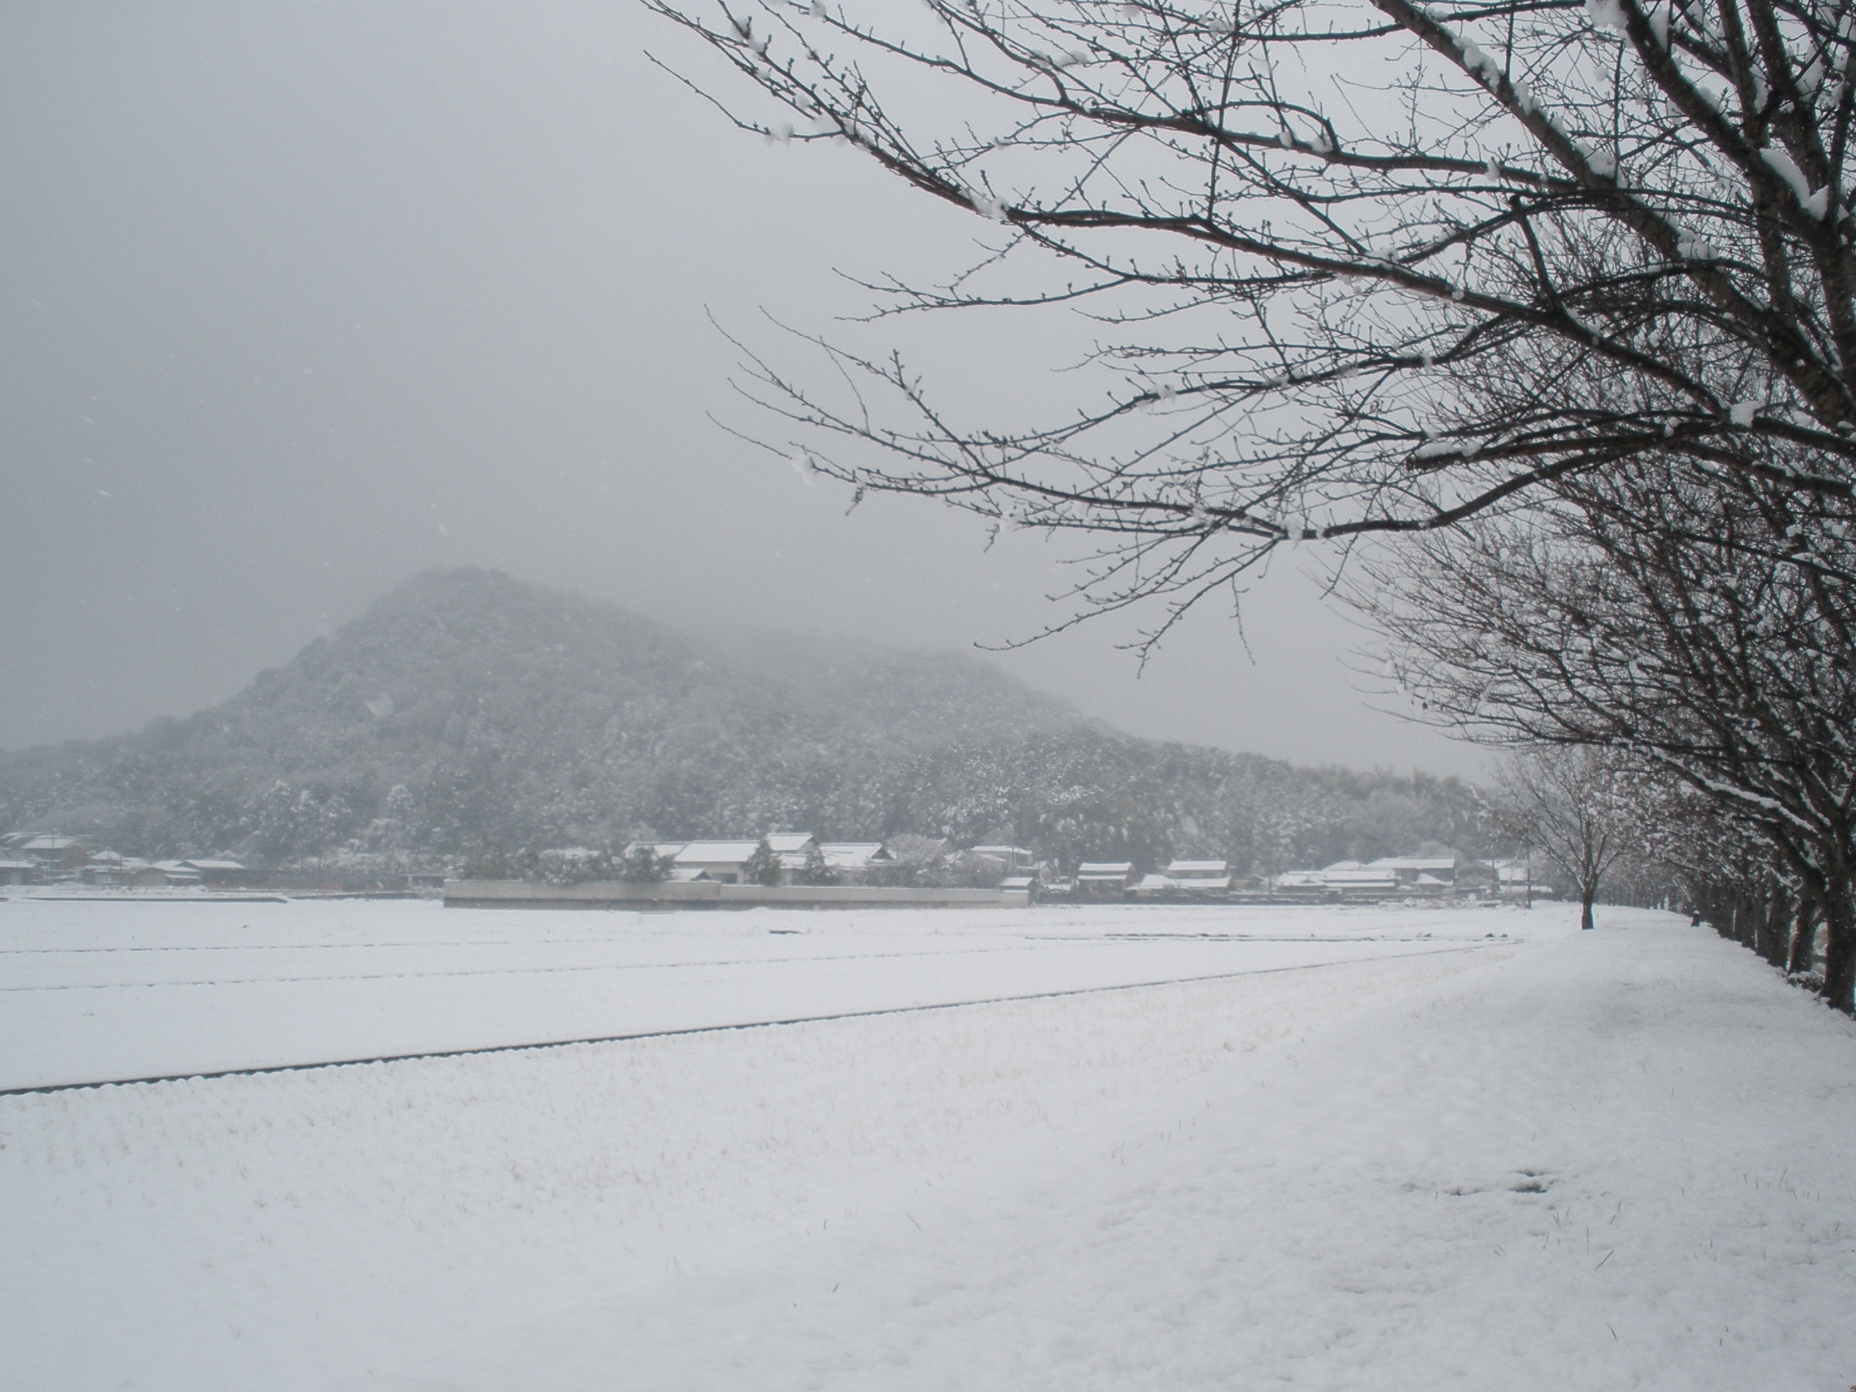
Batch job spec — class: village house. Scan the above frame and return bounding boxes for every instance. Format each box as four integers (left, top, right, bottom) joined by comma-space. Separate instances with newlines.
664, 841, 762, 883
1491, 857, 1539, 901
1127, 859, 1235, 900
816, 842, 895, 880
1270, 867, 1330, 897
180, 858, 250, 887
766, 832, 819, 876
1163, 859, 1233, 897
1320, 861, 1401, 896
1074, 862, 1135, 899
969, 845, 1036, 875
16, 835, 90, 874
78, 851, 131, 884
1367, 855, 1459, 891
150, 860, 205, 886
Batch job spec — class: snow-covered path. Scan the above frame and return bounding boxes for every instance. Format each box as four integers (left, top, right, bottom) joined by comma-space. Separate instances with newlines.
449, 906, 1850, 1392
3, 905, 1850, 1389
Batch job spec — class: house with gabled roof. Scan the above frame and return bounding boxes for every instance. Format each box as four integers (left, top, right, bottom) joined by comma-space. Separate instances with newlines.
817, 842, 894, 878
150, 860, 205, 887
765, 832, 818, 857
180, 858, 249, 886
1365, 855, 1459, 890
969, 845, 1036, 872
1271, 867, 1328, 895
1075, 862, 1135, 898
19, 835, 89, 872
1164, 859, 1233, 897
668, 840, 765, 883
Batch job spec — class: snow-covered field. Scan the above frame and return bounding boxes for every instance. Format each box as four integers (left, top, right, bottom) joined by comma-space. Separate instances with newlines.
0, 895, 1506, 1090
2, 897, 1851, 1390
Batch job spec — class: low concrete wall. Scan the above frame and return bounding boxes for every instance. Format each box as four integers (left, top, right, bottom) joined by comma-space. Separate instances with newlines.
443, 879, 1031, 910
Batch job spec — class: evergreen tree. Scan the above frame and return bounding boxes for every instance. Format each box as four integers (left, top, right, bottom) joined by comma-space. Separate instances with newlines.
742, 836, 783, 886
620, 844, 673, 883
460, 837, 511, 880
798, 842, 840, 886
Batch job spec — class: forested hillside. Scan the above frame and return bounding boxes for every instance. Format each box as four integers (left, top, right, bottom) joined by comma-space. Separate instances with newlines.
0, 569, 1486, 870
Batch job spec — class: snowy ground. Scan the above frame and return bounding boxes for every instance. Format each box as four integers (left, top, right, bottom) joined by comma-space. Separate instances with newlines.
2, 898, 1851, 1389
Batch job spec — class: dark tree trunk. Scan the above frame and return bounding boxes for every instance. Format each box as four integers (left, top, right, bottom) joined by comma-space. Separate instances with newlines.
1787, 894, 1822, 977
1822, 882, 1855, 1014
1580, 891, 1596, 931
1707, 887, 1734, 938
1755, 884, 1792, 968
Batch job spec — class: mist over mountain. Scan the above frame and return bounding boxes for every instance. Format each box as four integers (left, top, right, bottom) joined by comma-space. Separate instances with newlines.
0, 569, 1486, 870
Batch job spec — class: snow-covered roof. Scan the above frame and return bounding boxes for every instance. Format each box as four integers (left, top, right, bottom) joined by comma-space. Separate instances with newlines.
820, 842, 892, 867
764, 833, 816, 854
1166, 860, 1229, 876
0, 858, 37, 870
970, 845, 1033, 858
1000, 875, 1037, 890
21, 836, 82, 851
669, 867, 711, 882
1367, 856, 1458, 871
1130, 874, 1175, 892
180, 859, 246, 872
1076, 862, 1132, 876
1323, 868, 1399, 887
673, 841, 761, 863
1322, 860, 1364, 872
1175, 876, 1233, 891
1273, 870, 1326, 887
1414, 873, 1451, 887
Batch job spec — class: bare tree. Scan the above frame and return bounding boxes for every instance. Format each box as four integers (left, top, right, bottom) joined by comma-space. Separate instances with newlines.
1494, 747, 1640, 930
1652, 796, 1815, 967
648, 0, 1856, 647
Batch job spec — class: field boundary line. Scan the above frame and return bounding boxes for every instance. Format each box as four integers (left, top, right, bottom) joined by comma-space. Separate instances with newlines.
0, 943, 1497, 1099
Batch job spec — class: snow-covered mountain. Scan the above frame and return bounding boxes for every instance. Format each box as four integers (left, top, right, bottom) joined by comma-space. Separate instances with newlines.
0, 568, 1485, 868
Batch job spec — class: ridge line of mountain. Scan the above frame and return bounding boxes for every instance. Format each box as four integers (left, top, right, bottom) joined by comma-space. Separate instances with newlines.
0, 568, 1487, 870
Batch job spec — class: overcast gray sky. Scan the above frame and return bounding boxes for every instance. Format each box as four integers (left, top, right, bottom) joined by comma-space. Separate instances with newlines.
0, 1, 1483, 777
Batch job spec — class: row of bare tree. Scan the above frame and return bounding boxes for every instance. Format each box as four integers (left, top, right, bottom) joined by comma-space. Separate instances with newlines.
1487, 744, 1828, 983
646, 0, 1856, 1008
1380, 452, 1852, 999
